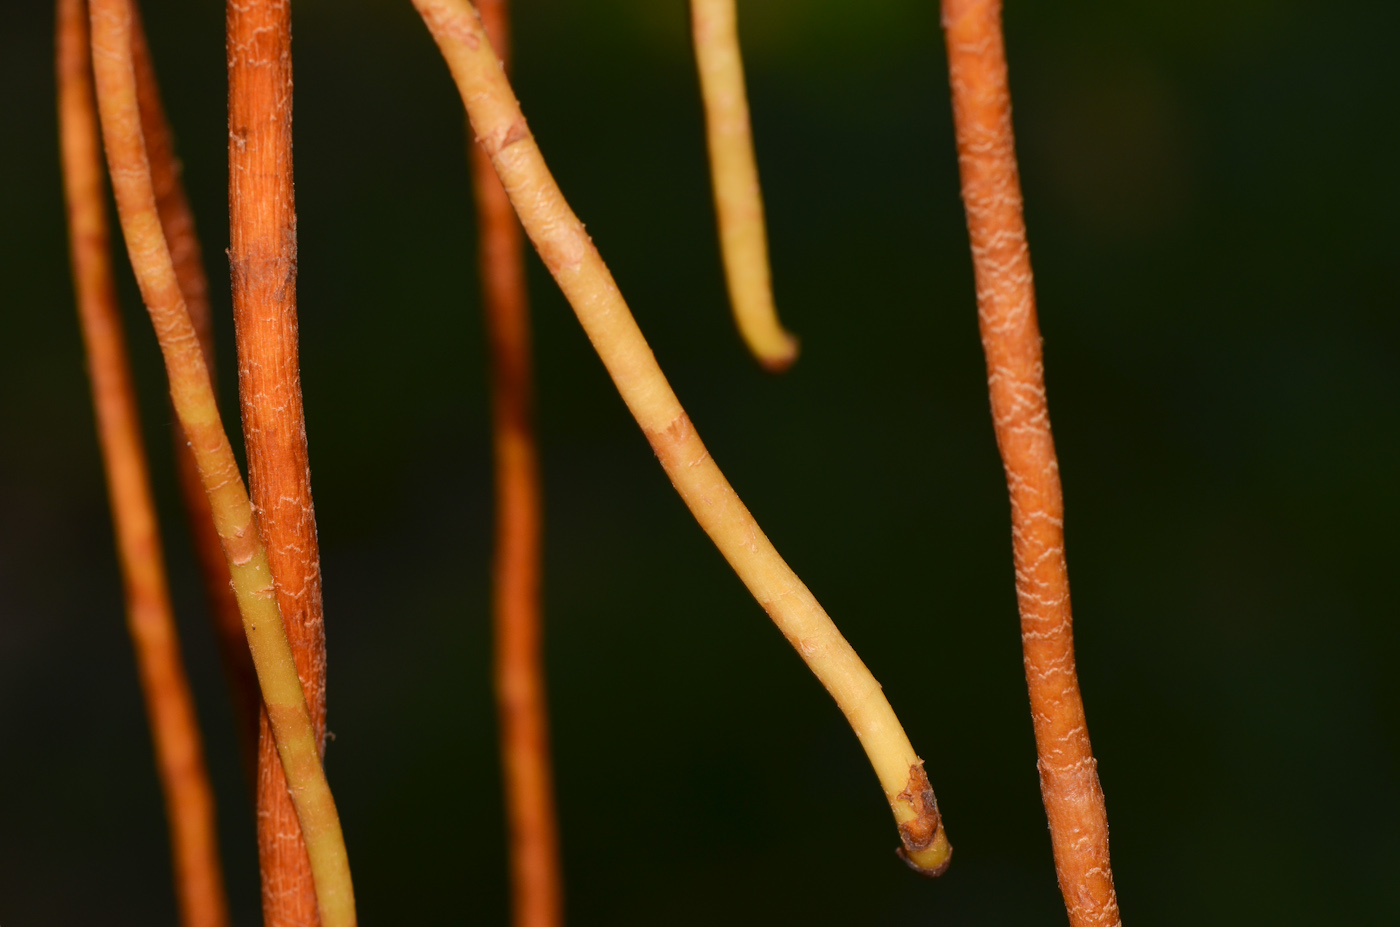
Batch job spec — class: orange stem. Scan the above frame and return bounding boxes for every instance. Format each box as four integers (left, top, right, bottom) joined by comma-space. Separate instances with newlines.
57, 1, 229, 923
128, 0, 261, 788
941, 2, 1121, 924
471, 2, 564, 925
225, 0, 331, 923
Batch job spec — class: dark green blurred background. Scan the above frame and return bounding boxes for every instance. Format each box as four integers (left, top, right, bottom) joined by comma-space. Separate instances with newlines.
3, 0, 1398, 923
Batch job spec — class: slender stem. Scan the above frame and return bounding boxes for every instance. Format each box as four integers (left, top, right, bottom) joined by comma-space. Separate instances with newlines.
470, 3, 564, 924
690, 0, 797, 371
57, 1, 229, 924
128, 0, 261, 789
223, 1, 339, 924
87, 2, 357, 924
414, 0, 949, 875
941, 1, 1121, 923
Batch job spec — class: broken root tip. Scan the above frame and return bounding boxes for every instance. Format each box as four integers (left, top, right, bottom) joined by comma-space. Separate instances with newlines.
894, 760, 951, 877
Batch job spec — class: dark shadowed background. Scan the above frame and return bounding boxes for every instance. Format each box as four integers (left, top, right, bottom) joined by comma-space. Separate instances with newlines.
2, 0, 1397, 923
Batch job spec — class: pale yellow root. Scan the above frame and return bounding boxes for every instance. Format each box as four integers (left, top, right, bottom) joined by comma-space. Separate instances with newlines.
413, 0, 948, 874
87, 0, 357, 921
691, 0, 798, 371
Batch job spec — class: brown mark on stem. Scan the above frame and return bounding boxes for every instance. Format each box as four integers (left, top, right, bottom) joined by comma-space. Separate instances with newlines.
894, 761, 950, 878
226, 0, 331, 923
941, 1, 1122, 924
127, 0, 261, 790
58, 1, 229, 924
470, 2, 564, 926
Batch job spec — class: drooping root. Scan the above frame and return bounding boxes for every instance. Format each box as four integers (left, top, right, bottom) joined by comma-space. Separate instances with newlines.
414, 0, 949, 874
690, 0, 798, 371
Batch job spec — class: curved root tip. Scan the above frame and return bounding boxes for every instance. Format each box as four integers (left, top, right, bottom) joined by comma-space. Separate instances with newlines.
756, 332, 799, 373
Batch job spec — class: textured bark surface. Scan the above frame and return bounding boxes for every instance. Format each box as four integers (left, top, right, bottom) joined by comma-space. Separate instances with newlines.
227, 0, 328, 923
471, 2, 564, 925
64, 1, 229, 924
941, 1, 1121, 924
129, 0, 260, 787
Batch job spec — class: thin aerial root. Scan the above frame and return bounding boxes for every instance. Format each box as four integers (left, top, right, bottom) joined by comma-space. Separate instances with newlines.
941, 1, 1121, 924
414, 0, 947, 873
58, 1, 229, 924
471, 2, 564, 925
127, 0, 261, 788
690, 0, 798, 371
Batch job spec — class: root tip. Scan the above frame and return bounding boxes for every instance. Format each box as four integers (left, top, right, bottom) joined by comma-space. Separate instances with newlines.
896, 840, 953, 878
756, 332, 799, 373
894, 760, 952, 877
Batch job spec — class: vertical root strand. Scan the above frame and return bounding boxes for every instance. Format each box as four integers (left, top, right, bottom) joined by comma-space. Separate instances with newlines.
471, 2, 564, 924
941, 1, 1121, 923
88, 0, 356, 922
128, 0, 261, 790
58, 1, 229, 923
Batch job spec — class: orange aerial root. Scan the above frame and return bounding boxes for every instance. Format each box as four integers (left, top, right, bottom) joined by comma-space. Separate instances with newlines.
225, 0, 331, 922
470, 3, 565, 925
58, 1, 229, 924
941, 2, 1121, 925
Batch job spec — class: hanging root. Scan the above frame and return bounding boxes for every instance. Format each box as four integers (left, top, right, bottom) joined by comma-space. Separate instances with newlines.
690, 0, 798, 371
414, 0, 949, 875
